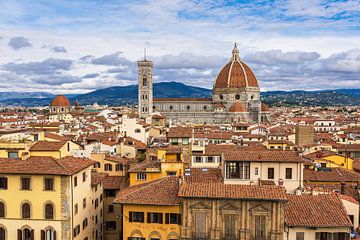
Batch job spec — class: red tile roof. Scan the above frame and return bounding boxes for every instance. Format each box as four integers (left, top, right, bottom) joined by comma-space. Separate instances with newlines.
223, 150, 303, 163
304, 168, 360, 182
45, 132, 71, 141
0, 156, 94, 175
29, 140, 67, 151
179, 183, 287, 201
168, 126, 193, 138
50, 95, 71, 107
113, 176, 180, 205
103, 175, 129, 190
229, 102, 247, 112
91, 172, 108, 186
285, 194, 353, 227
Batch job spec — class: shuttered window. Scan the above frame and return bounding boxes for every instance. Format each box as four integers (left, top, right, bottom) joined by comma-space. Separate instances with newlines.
22, 203, 31, 219
45, 204, 54, 219
0, 178, 7, 190
21, 177, 31, 190
0, 202, 4, 218
44, 178, 54, 191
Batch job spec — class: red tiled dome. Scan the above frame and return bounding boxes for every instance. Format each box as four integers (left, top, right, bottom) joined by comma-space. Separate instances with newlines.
214, 45, 258, 89
50, 95, 71, 107
229, 102, 247, 112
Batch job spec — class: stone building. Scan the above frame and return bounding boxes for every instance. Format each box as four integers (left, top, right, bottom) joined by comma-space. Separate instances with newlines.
138, 44, 271, 124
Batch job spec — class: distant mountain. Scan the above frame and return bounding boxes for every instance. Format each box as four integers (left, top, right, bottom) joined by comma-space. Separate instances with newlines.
0, 92, 53, 101
261, 89, 360, 107
75, 81, 212, 106
0, 82, 359, 107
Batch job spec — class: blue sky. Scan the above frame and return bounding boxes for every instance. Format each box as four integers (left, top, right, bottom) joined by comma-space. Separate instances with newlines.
0, 0, 359, 94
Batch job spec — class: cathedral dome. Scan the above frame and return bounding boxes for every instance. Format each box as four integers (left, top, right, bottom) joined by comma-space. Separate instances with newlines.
229, 102, 247, 112
50, 95, 71, 107
214, 44, 258, 89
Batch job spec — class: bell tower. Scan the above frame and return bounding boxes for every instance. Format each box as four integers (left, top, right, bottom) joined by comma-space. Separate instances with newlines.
137, 53, 153, 118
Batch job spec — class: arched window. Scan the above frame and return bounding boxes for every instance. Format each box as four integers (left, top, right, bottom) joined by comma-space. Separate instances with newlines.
104, 164, 112, 171
61, 107, 64, 112
0, 227, 5, 240
94, 162, 101, 168
143, 76, 147, 86
0, 202, 4, 218
45, 203, 54, 219
169, 105, 173, 110
46, 229, 55, 240
22, 203, 31, 219
187, 106, 190, 110
219, 94, 224, 100
23, 228, 32, 240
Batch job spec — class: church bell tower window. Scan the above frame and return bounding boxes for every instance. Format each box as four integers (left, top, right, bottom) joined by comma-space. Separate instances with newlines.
143, 76, 147, 86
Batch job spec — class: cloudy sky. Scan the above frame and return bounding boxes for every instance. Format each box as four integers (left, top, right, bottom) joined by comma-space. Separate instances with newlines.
0, 0, 359, 94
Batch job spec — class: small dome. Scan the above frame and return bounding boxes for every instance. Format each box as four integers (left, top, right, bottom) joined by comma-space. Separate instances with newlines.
261, 103, 270, 112
229, 102, 247, 112
50, 95, 71, 107
214, 44, 258, 89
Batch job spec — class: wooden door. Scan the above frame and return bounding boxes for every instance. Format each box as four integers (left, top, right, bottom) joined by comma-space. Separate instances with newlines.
224, 214, 236, 239
195, 212, 206, 239
255, 215, 266, 240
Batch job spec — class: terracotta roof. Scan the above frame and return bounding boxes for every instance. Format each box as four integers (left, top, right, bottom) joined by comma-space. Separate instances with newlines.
30, 140, 67, 151
103, 175, 129, 190
214, 103, 225, 109
304, 168, 360, 182
285, 194, 353, 227
179, 183, 286, 201
104, 155, 132, 164
45, 132, 71, 141
113, 176, 180, 205
50, 95, 71, 107
303, 150, 343, 161
229, 102, 247, 112
123, 137, 146, 149
91, 172, 108, 186
0, 156, 94, 175
214, 59, 258, 88
168, 126, 193, 138
102, 139, 117, 146
128, 160, 161, 172
154, 98, 212, 102
261, 103, 270, 112
338, 193, 359, 205
223, 150, 303, 163
334, 144, 360, 151
184, 168, 223, 183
